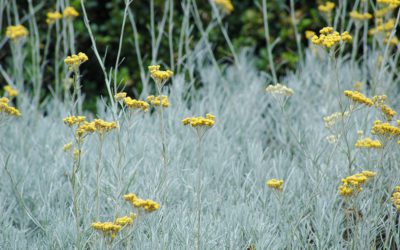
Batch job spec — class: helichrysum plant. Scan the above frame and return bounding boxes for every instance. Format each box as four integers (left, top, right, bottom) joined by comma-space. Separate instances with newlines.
148, 65, 173, 170
182, 113, 215, 250
64, 52, 89, 113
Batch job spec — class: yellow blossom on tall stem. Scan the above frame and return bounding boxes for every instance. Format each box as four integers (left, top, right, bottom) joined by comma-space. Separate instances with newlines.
266, 179, 284, 191
0, 97, 21, 118
46, 11, 63, 25
63, 6, 79, 19
182, 113, 215, 250
64, 52, 88, 114
148, 65, 174, 170
6, 25, 28, 42
311, 27, 352, 49
123, 193, 160, 213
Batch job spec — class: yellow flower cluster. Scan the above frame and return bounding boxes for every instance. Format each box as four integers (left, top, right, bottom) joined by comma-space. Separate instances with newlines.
0, 97, 21, 117
63, 142, 73, 152
123, 193, 160, 212
344, 90, 374, 106
305, 30, 316, 40
372, 95, 397, 121
94, 119, 118, 134
63, 6, 79, 19
6, 25, 28, 41
355, 138, 382, 148
311, 27, 352, 48
349, 11, 373, 21
123, 97, 149, 111
114, 92, 127, 102
369, 19, 395, 35
392, 186, 400, 211
4, 85, 19, 97
375, 7, 395, 18
148, 65, 174, 82
63, 115, 87, 127
323, 111, 350, 128
377, 0, 400, 7
339, 171, 376, 197
92, 213, 136, 240
213, 0, 234, 14
318, 1, 335, 13
182, 114, 216, 128
384, 33, 399, 46
64, 116, 116, 138
265, 83, 294, 96
266, 179, 284, 191
371, 120, 400, 136
64, 52, 89, 71
115, 214, 136, 226
92, 222, 122, 240
147, 95, 170, 107
46, 11, 63, 25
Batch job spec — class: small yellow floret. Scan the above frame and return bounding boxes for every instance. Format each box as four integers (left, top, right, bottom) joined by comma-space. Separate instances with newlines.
266, 179, 284, 191
147, 95, 170, 107
318, 1, 335, 13
63, 6, 79, 19
213, 0, 234, 14
114, 92, 127, 102
4, 85, 19, 97
46, 11, 63, 25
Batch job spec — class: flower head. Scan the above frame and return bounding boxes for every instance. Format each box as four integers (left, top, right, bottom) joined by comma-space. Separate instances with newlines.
312, 27, 352, 48
123, 97, 149, 111
182, 114, 216, 139
6, 25, 28, 41
46, 11, 63, 25
114, 92, 127, 102
372, 120, 400, 137
92, 221, 122, 240
0, 97, 21, 117
318, 1, 335, 13
355, 138, 382, 148
265, 83, 294, 97
339, 171, 376, 197
344, 90, 374, 106
3, 85, 19, 97
148, 65, 173, 90
350, 11, 372, 21
392, 185, 400, 211
147, 95, 170, 107
124, 193, 160, 213
64, 52, 88, 71
213, 0, 234, 14
266, 179, 284, 191
305, 30, 316, 40
63, 6, 79, 19
94, 119, 118, 134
